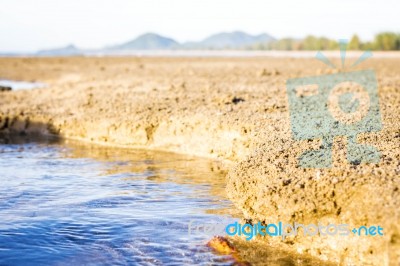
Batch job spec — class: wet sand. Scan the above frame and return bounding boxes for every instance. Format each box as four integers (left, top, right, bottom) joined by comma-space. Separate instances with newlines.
0, 56, 399, 265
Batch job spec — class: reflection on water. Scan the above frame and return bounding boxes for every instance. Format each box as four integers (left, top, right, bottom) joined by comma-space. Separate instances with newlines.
0, 80, 45, 90
0, 136, 334, 266
0, 136, 238, 265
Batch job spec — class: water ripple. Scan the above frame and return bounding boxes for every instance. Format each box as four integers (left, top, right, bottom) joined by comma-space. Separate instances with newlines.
0, 138, 236, 265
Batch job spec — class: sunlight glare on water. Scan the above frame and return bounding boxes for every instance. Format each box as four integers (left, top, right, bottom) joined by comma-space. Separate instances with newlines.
0, 136, 238, 265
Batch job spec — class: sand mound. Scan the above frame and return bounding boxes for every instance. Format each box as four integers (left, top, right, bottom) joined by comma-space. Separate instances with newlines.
0, 56, 399, 265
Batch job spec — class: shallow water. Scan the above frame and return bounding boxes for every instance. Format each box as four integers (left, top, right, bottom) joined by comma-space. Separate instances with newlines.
0, 80, 45, 90
0, 136, 238, 265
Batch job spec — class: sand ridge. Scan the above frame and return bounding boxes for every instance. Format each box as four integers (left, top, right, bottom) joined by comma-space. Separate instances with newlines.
0, 56, 399, 265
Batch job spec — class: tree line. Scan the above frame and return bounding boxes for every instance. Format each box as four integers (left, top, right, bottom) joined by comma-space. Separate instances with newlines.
248, 32, 400, 51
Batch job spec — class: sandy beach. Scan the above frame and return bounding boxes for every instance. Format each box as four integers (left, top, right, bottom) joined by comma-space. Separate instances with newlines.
0, 56, 399, 265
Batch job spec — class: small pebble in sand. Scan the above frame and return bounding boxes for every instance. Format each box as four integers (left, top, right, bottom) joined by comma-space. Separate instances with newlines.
0, 86, 12, 92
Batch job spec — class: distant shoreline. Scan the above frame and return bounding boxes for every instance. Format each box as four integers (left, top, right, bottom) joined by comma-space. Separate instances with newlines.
2, 50, 400, 58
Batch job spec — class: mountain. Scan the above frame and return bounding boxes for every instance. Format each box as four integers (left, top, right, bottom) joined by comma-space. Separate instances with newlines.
107, 31, 275, 51
32, 31, 277, 55
109, 33, 179, 50
37, 44, 82, 56
182, 31, 275, 49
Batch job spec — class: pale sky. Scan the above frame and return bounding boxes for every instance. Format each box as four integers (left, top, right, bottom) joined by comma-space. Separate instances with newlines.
1, 0, 399, 52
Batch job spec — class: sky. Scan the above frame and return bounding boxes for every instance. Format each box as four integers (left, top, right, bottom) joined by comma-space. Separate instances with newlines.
1, 0, 399, 52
